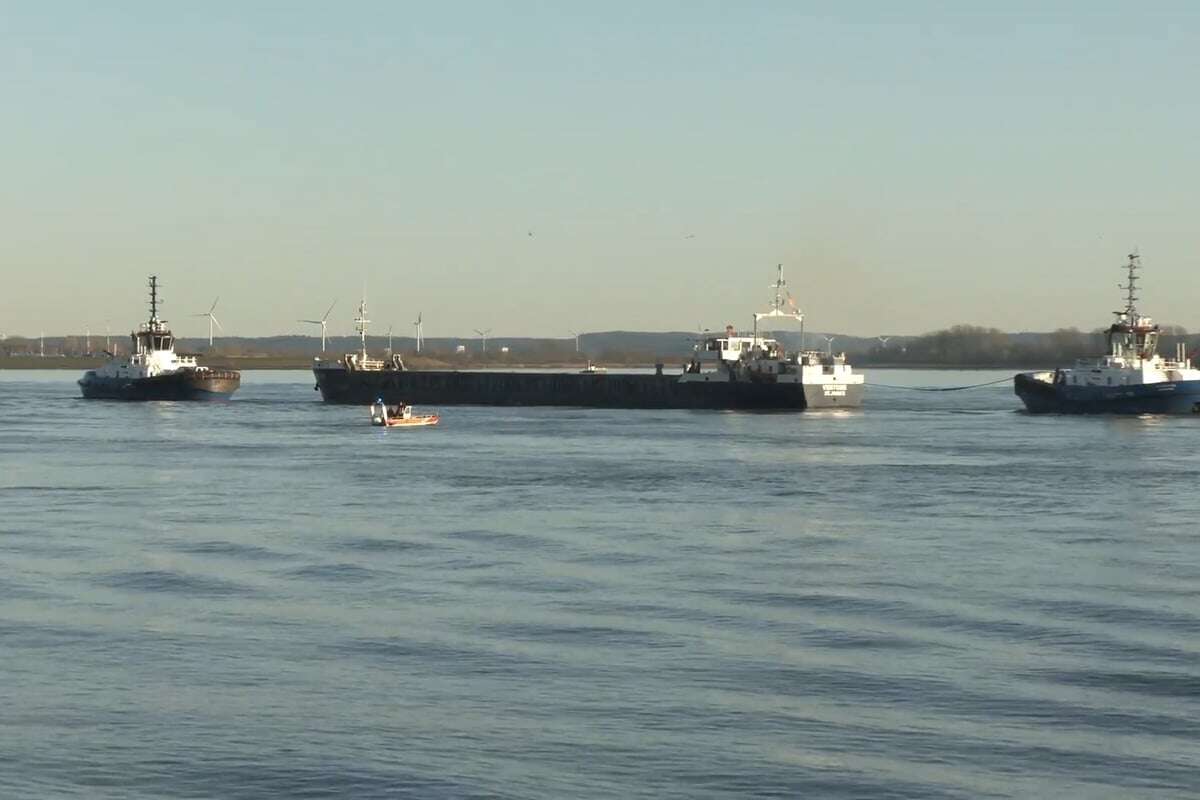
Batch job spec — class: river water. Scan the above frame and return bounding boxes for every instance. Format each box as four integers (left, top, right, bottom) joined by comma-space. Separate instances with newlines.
1, 369, 1197, 798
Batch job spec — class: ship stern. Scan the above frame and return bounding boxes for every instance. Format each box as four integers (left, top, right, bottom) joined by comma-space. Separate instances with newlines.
802, 381, 865, 409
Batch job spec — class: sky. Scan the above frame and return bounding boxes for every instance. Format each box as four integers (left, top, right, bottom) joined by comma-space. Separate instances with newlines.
2, 1, 1199, 339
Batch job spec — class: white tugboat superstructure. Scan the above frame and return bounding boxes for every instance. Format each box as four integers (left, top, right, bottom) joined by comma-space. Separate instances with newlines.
78, 276, 240, 400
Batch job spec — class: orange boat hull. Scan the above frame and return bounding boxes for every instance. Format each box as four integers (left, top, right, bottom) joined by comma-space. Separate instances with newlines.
374, 414, 439, 427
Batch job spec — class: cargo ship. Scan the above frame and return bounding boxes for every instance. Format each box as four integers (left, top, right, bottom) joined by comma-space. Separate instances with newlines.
313, 269, 864, 410
78, 276, 241, 401
1015, 252, 1200, 414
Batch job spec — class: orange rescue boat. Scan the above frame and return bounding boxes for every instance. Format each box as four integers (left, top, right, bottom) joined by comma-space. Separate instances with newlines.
370, 401, 440, 428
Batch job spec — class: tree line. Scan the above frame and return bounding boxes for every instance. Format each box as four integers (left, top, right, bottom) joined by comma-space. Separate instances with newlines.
858, 324, 1194, 366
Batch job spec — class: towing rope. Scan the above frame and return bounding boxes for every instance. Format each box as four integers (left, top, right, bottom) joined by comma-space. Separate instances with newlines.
865, 377, 1012, 392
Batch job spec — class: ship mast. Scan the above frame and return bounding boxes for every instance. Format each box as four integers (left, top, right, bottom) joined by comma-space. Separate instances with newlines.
1118, 251, 1140, 318
354, 297, 370, 363
771, 263, 787, 314
148, 275, 160, 323
1109, 250, 1159, 361
752, 263, 803, 344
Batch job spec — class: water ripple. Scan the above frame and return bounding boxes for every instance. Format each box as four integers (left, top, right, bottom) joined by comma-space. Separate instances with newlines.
3, 371, 1199, 799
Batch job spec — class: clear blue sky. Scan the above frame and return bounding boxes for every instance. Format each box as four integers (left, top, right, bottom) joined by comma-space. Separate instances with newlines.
2, 2, 1198, 339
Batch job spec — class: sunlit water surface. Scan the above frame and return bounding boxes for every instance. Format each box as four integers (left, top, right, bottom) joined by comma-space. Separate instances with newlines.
1, 369, 1197, 799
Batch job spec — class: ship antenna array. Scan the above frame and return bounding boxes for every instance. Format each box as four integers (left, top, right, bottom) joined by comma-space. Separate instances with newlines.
148, 275, 160, 321
355, 297, 370, 362
752, 263, 803, 344
771, 263, 790, 313
1118, 251, 1140, 317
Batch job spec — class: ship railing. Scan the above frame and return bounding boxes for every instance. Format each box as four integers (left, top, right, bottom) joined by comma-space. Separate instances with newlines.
344, 354, 387, 371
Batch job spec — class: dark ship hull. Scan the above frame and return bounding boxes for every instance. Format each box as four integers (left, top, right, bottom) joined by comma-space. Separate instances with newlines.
79, 369, 241, 401
314, 366, 863, 410
1015, 372, 1200, 414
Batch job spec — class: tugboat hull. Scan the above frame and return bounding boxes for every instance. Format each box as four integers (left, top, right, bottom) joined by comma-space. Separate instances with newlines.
79, 370, 240, 401
1015, 372, 1200, 414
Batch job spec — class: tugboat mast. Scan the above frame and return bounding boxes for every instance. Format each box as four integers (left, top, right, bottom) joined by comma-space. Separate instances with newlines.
1119, 251, 1140, 318
148, 275, 160, 323
1108, 250, 1159, 362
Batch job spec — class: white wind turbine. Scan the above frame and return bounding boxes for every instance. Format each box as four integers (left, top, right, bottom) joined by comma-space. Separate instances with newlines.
474, 327, 492, 355
413, 312, 423, 353
193, 297, 222, 347
299, 301, 336, 352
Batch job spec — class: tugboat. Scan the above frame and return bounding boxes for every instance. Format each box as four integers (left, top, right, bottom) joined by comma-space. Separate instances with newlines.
313, 266, 864, 409
1015, 252, 1200, 414
78, 276, 241, 400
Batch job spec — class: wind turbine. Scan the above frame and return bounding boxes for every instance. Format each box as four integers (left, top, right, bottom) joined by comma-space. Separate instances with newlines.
299, 300, 336, 352
877, 336, 891, 348
386, 325, 393, 355
569, 329, 580, 353
193, 297, 222, 347
413, 312, 423, 353
474, 328, 492, 355
823, 335, 836, 356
